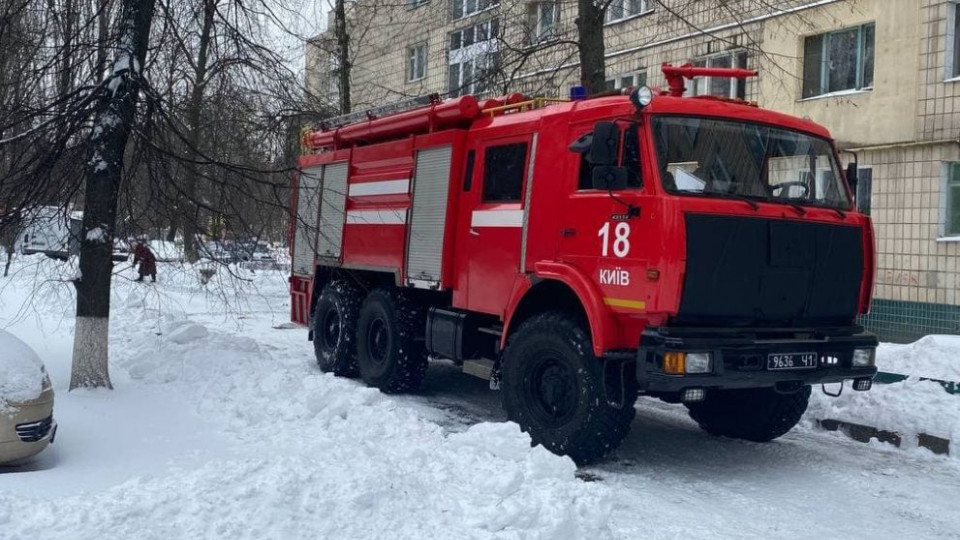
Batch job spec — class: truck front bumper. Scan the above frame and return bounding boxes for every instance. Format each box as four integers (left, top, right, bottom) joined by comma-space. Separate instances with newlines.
636, 326, 878, 395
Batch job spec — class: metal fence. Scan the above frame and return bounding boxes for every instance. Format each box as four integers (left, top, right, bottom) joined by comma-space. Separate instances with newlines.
858, 298, 960, 343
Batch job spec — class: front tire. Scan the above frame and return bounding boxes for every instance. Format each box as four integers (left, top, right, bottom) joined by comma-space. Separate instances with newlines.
356, 288, 428, 394
685, 386, 811, 442
313, 280, 363, 377
501, 311, 637, 465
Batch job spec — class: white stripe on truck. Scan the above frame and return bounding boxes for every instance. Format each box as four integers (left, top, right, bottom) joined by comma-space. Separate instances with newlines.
348, 179, 410, 196
471, 209, 524, 228
345, 209, 407, 225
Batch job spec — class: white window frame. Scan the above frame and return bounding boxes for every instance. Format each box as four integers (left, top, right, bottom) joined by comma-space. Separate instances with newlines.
801, 23, 875, 99
449, 18, 498, 52
687, 51, 748, 99
452, 0, 499, 20
605, 70, 647, 91
448, 42, 499, 97
527, 1, 560, 43
604, 0, 651, 24
947, 2, 960, 81
407, 43, 427, 82
938, 162, 960, 241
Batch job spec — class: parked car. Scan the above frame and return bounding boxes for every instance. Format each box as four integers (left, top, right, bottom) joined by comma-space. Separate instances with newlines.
201, 240, 237, 264
112, 239, 130, 262
0, 330, 56, 466
238, 242, 277, 270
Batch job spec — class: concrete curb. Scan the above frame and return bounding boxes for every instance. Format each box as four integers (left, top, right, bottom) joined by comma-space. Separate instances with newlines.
817, 418, 951, 456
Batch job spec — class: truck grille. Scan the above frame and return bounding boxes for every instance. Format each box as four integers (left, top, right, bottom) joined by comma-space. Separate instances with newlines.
677, 214, 864, 327
16, 415, 53, 443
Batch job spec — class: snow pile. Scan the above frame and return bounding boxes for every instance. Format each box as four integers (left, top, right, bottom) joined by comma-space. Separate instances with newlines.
809, 379, 960, 443
876, 335, 960, 381
85, 227, 107, 243
808, 335, 960, 448
0, 329, 45, 411
163, 318, 210, 344
0, 257, 613, 539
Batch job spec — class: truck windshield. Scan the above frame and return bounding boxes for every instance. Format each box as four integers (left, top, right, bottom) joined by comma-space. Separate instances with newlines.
653, 116, 850, 209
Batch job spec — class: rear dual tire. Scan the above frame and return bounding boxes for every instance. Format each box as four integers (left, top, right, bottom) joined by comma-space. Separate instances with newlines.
356, 288, 428, 394
313, 280, 363, 377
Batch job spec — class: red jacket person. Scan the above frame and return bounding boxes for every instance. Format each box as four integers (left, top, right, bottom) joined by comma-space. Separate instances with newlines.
132, 242, 157, 282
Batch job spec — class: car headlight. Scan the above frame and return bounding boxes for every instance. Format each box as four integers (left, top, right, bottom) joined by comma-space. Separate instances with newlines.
852, 348, 875, 367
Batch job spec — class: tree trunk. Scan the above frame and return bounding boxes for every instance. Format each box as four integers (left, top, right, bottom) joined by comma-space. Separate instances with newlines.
576, 0, 606, 95
95, 0, 112, 80
70, 0, 156, 391
334, 0, 350, 114
181, 0, 216, 263
55, 0, 76, 115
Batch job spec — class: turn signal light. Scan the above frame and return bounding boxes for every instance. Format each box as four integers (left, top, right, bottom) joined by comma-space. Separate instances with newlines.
663, 352, 685, 375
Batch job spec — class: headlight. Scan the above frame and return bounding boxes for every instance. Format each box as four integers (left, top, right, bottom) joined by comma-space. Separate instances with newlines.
686, 352, 713, 374
852, 348, 875, 367
631, 85, 654, 108
663, 352, 713, 374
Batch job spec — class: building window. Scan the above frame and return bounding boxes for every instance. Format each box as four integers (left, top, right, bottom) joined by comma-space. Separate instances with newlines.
407, 43, 427, 82
605, 70, 647, 91
948, 2, 960, 79
856, 167, 872, 215
605, 0, 649, 23
448, 52, 500, 96
328, 54, 341, 98
483, 142, 528, 202
802, 23, 875, 99
943, 163, 960, 237
689, 51, 748, 99
450, 18, 498, 51
452, 0, 499, 20
407, 0, 428, 7
526, 2, 560, 44
449, 18, 499, 96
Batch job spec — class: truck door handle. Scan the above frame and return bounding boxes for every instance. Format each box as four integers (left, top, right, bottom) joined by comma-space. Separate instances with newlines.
561, 228, 576, 237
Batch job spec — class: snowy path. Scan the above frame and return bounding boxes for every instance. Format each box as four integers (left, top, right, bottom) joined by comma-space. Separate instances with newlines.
405, 363, 960, 539
1, 259, 959, 539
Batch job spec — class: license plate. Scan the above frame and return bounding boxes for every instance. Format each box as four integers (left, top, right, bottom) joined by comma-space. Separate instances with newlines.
767, 352, 817, 371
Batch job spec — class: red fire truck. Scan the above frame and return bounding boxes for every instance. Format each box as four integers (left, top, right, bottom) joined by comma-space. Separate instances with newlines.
290, 64, 878, 464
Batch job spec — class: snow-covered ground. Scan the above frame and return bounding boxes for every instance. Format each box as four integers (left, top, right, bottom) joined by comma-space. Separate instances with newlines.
1, 254, 959, 539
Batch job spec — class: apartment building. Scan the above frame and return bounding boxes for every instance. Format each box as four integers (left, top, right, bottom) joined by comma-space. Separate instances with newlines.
305, 0, 960, 341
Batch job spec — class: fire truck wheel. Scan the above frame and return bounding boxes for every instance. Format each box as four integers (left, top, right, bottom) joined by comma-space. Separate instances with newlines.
356, 288, 428, 394
685, 386, 811, 442
313, 280, 363, 377
501, 311, 637, 466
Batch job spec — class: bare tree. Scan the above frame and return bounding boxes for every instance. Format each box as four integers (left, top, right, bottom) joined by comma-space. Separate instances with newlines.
70, 0, 156, 390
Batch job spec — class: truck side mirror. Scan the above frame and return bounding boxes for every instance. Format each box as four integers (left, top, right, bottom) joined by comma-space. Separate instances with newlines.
590, 122, 621, 166
592, 166, 629, 191
846, 162, 858, 192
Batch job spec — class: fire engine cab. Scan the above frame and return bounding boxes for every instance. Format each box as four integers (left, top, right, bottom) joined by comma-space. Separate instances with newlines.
290, 64, 878, 464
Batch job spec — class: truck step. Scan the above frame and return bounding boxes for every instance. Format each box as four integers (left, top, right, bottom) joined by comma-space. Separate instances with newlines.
462, 359, 495, 380
477, 326, 503, 337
